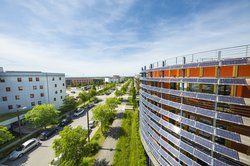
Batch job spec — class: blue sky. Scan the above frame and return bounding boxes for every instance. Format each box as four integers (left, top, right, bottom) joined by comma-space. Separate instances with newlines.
0, 0, 250, 76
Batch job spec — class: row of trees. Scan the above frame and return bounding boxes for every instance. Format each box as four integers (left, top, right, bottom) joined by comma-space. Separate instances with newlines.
115, 80, 131, 97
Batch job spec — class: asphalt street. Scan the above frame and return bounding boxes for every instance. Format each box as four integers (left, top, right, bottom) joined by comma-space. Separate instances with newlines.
4, 90, 116, 166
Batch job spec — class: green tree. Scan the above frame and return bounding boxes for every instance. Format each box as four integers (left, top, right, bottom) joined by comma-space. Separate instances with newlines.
61, 96, 77, 111
105, 97, 117, 110
92, 104, 115, 133
79, 91, 90, 103
0, 126, 14, 145
115, 90, 122, 97
88, 88, 97, 98
25, 104, 59, 129
53, 126, 88, 166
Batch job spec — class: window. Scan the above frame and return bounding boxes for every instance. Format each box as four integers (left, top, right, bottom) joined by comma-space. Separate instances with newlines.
17, 78, 22, 82
2, 97, 7, 101
189, 83, 199, 92
61, 96, 63, 99
0, 78, 5, 82
33, 86, 37, 90
201, 84, 214, 94
55, 91, 58, 94
55, 84, 57, 87
54, 98, 56, 101
30, 94, 34, 98
59, 77, 61, 80
6, 87, 11, 92
29, 77, 33, 82
8, 105, 13, 110
36, 77, 39, 81
18, 86, 23, 91
218, 85, 231, 95
31, 102, 35, 106
40, 85, 43, 89
63, 83, 65, 86
40, 93, 44, 97
38, 101, 42, 105
16, 104, 21, 108
52, 77, 55, 81
60, 90, 62, 93
15, 95, 20, 100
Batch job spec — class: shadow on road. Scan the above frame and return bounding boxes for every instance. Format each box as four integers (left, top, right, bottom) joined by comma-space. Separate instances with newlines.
93, 159, 110, 166
106, 127, 126, 140
115, 112, 124, 119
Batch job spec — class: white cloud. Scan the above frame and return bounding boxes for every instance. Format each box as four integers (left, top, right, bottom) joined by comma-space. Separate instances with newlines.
0, 1, 250, 76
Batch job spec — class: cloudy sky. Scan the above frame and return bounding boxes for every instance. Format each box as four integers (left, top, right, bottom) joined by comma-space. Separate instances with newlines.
0, 0, 250, 77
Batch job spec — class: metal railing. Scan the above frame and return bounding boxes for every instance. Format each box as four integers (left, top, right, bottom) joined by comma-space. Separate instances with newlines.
143, 44, 250, 70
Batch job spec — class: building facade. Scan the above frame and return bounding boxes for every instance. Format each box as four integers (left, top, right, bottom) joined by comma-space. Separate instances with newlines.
66, 77, 104, 87
104, 76, 120, 83
139, 45, 250, 166
0, 68, 66, 115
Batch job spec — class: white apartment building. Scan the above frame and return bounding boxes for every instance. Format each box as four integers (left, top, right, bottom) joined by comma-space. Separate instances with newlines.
0, 67, 66, 115
104, 75, 120, 83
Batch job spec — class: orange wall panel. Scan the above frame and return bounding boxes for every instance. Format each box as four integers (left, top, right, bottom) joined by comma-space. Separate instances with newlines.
220, 66, 233, 77
238, 65, 250, 77
203, 67, 216, 77
189, 68, 200, 77
164, 70, 169, 77
236, 85, 250, 98
170, 69, 177, 77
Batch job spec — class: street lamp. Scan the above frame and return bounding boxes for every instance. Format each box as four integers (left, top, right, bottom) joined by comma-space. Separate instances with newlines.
17, 106, 27, 138
86, 108, 90, 142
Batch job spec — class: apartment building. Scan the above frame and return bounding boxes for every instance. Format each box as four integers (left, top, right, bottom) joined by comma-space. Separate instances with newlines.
139, 45, 250, 166
66, 77, 104, 87
0, 67, 66, 115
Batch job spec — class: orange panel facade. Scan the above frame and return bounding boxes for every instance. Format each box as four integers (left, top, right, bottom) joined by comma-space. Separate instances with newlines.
203, 67, 216, 77
220, 66, 234, 77
238, 65, 250, 77
189, 68, 200, 77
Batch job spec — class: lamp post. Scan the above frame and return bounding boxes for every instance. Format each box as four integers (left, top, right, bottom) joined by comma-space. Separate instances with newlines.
17, 107, 27, 138
86, 108, 90, 142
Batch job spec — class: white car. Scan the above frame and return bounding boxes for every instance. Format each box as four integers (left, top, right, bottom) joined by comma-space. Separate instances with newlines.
9, 138, 40, 160
50, 154, 62, 166
73, 108, 84, 117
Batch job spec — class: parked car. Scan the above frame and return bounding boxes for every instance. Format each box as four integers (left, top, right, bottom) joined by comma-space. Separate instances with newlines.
105, 92, 111, 95
71, 90, 75, 94
59, 117, 72, 127
73, 108, 84, 117
87, 103, 94, 108
9, 138, 40, 160
89, 120, 95, 129
40, 128, 58, 140
93, 99, 100, 104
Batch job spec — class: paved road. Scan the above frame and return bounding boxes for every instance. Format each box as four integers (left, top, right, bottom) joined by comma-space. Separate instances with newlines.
4, 90, 116, 166
94, 93, 129, 166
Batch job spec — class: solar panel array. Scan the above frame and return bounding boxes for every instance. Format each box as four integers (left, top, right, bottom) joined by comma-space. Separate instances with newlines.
143, 57, 248, 72
140, 105, 232, 166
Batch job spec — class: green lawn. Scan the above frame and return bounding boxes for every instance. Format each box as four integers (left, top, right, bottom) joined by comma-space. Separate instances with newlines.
0, 110, 29, 122
113, 110, 146, 166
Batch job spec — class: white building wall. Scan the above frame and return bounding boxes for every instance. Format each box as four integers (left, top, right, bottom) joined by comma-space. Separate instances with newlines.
0, 70, 66, 115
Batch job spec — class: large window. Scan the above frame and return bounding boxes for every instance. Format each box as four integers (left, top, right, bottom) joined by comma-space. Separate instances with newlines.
30, 94, 34, 98
8, 105, 13, 110
29, 77, 33, 82
2, 96, 7, 101
218, 85, 231, 95
36, 77, 39, 81
31, 102, 35, 106
189, 83, 199, 92
17, 78, 22, 82
33, 86, 37, 90
40, 93, 44, 97
0, 78, 5, 82
15, 95, 20, 100
6, 87, 11, 92
40, 85, 43, 89
18, 86, 23, 91
201, 84, 214, 94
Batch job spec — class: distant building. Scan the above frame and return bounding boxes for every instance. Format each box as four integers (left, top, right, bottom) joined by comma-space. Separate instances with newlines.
65, 77, 104, 87
0, 67, 66, 115
104, 75, 120, 83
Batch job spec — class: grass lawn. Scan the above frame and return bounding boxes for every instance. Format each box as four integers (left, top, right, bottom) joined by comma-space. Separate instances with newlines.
0, 110, 29, 122
113, 110, 146, 166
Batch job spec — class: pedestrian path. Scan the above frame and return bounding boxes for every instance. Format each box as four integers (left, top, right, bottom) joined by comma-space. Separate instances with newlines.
94, 93, 129, 166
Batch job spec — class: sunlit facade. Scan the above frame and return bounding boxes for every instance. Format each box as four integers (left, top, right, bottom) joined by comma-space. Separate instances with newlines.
139, 45, 250, 166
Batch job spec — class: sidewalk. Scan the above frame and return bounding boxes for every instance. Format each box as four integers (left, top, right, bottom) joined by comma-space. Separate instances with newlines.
94, 93, 130, 166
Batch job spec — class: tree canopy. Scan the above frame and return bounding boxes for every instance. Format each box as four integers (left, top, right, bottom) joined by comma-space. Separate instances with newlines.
25, 104, 59, 129
0, 126, 14, 145
92, 104, 115, 133
53, 126, 88, 166
105, 97, 117, 110
79, 91, 90, 103
61, 96, 77, 111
